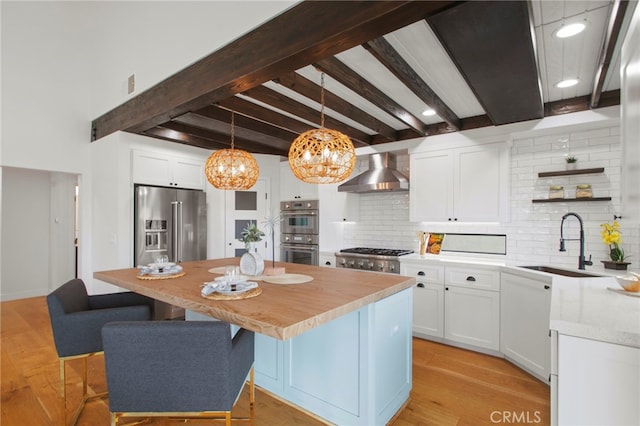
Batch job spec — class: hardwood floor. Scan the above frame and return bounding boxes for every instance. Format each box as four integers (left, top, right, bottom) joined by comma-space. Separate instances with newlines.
1, 297, 549, 425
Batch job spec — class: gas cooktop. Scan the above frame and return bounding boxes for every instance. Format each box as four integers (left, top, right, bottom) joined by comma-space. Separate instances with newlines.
338, 248, 414, 257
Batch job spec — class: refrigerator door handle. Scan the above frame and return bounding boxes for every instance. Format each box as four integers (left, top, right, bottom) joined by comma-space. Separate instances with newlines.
171, 201, 183, 262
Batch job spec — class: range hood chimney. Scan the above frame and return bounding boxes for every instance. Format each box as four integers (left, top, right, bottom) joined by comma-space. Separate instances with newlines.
338, 152, 409, 193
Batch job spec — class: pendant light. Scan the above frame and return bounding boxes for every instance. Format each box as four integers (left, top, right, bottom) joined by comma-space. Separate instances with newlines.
288, 73, 356, 184
205, 111, 259, 190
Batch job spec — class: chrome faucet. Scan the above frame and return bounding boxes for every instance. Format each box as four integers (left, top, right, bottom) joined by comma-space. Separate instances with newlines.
559, 212, 592, 270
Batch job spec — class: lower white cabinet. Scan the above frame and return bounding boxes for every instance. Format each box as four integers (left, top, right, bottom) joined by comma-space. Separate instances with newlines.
444, 285, 500, 351
553, 334, 640, 426
401, 263, 445, 339
318, 253, 336, 268
403, 262, 500, 352
500, 272, 551, 382
413, 283, 445, 339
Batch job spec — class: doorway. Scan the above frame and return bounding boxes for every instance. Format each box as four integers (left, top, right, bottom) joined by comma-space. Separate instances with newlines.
224, 179, 269, 260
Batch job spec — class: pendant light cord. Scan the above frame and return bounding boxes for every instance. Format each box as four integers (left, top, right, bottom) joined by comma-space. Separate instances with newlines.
230, 111, 235, 150
320, 73, 325, 129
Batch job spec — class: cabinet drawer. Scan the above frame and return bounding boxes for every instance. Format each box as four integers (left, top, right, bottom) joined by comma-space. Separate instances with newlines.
401, 264, 444, 285
445, 266, 500, 291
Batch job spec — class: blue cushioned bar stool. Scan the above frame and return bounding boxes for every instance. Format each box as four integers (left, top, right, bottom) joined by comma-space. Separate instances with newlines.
46, 278, 153, 425
102, 321, 255, 426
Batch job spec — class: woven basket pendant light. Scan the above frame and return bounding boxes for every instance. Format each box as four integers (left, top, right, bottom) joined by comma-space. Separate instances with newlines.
205, 111, 259, 190
288, 73, 356, 184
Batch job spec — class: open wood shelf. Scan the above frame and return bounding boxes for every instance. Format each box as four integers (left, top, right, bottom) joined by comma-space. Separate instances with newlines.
532, 197, 612, 203
538, 167, 605, 178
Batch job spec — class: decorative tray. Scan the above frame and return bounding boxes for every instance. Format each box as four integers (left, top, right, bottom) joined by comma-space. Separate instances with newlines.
201, 280, 262, 301
201, 286, 262, 300
137, 271, 186, 280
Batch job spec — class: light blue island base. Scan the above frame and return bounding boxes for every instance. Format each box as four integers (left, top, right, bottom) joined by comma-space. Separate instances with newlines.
187, 287, 413, 425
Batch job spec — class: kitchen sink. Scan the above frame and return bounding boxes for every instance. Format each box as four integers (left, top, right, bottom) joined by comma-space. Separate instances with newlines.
518, 266, 600, 278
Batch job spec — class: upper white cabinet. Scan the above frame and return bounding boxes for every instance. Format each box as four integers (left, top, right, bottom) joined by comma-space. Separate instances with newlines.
317, 183, 359, 223
132, 150, 205, 190
279, 161, 318, 201
410, 143, 509, 222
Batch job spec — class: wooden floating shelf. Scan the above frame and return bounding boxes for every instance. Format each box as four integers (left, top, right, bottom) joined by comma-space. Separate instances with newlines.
538, 167, 605, 178
532, 197, 612, 203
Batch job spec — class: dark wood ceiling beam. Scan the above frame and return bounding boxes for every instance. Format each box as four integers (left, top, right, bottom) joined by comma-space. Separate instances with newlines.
141, 127, 226, 151
159, 121, 288, 156
274, 72, 397, 141
243, 85, 372, 145
217, 96, 369, 148
363, 37, 462, 130
394, 90, 621, 140
314, 57, 427, 136
427, 1, 543, 125
193, 105, 299, 144
172, 113, 291, 152
590, 0, 630, 108
547, 90, 620, 116
91, 0, 455, 142
218, 96, 314, 135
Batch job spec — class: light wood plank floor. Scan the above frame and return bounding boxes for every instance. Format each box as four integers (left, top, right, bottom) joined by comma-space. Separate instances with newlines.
1, 297, 549, 425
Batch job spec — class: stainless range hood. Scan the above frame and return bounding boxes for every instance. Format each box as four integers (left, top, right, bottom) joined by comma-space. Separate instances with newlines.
338, 152, 409, 193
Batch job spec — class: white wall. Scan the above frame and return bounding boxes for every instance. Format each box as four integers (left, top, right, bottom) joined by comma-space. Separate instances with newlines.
1, 1, 294, 297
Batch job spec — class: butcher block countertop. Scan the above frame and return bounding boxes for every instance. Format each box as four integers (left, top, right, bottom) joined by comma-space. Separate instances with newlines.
94, 259, 415, 340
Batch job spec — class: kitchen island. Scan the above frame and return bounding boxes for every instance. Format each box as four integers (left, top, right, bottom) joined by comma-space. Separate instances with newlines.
95, 259, 415, 425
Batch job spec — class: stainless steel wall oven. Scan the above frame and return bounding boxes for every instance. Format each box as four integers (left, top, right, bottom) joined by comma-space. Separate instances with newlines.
280, 200, 319, 266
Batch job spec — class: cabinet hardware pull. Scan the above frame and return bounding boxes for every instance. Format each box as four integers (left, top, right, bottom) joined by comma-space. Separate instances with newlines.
417, 271, 425, 276
445, 287, 449, 291
544, 285, 550, 290
325, 261, 331, 266
466, 276, 476, 281
417, 283, 425, 288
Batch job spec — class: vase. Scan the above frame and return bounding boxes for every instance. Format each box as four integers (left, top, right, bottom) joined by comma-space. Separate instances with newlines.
566, 163, 577, 170
601, 260, 631, 270
240, 242, 264, 276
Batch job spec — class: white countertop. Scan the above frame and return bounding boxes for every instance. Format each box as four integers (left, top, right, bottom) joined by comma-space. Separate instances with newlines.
400, 254, 640, 348
548, 275, 640, 348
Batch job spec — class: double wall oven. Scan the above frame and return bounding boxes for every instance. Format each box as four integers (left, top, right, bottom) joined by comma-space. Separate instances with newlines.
280, 200, 319, 266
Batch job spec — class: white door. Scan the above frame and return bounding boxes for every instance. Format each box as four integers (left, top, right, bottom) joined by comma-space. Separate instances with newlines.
225, 179, 269, 259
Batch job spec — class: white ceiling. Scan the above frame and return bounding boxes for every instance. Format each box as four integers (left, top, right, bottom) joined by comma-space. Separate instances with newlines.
265, 0, 633, 131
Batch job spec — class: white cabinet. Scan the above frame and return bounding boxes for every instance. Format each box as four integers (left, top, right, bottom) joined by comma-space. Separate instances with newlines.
444, 265, 500, 351
410, 143, 509, 222
500, 272, 551, 382
317, 183, 359, 222
132, 150, 205, 189
319, 253, 336, 268
553, 334, 640, 426
280, 161, 318, 201
401, 263, 445, 339
403, 262, 500, 351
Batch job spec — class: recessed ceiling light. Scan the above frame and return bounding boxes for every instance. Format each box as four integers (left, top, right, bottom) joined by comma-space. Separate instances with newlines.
555, 79, 579, 88
422, 109, 436, 116
555, 22, 587, 38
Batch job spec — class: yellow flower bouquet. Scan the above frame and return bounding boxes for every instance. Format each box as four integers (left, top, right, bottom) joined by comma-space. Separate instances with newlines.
600, 220, 627, 262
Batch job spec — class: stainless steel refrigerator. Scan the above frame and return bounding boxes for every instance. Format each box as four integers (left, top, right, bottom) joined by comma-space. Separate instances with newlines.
134, 185, 207, 319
